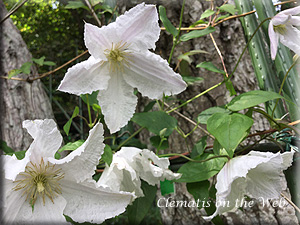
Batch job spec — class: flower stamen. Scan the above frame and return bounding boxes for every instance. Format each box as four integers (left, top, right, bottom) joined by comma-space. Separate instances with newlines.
13, 158, 64, 207
274, 24, 287, 35
104, 42, 132, 72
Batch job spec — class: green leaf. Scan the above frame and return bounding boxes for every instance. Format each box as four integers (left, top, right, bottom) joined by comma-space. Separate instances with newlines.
65, 1, 88, 10
182, 76, 204, 85
127, 181, 157, 225
63, 106, 79, 135
20, 62, 32, 74
215, 14, 230, 22
143, 101, 156, 112
225, 79, 236, 96
180, 26, 216, 42
101, 145, 113, 166
186, 180, 210, 206
0, 140, 14, 153
218, 4, 237, 15
207, 113, 253, 152
177, 153, 227, 182
150, 136, 169, 150
196, 61, 225, 75
227, 90, 284, 111
55, 152, 61, 159
132, 111, 177, 136
197, 106, 231, 124
178, 49, 209, 64
159, 5, 178, 37
8, 69, 22, 79
190, 136, 207, 158
160, 179, 175, 196
32, 56, 45, 66
58, 139, 84, 152
200, 9, 215, 20
6, 150, 26, 160
43, 61, 56, 66
80, 91, 99, 106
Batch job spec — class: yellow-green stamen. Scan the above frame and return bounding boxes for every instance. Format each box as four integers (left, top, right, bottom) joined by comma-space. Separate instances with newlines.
104, 42, 131, 72
274, 24, 287, 35
13, 158, 64, 206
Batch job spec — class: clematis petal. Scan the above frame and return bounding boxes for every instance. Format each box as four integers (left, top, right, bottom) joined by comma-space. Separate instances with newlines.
57, 56, 110, 95
281, 5, 300, 16
279, 25, 300, 57
23, 119, 63, 164
272, 14, 290, 25
84, 22, 119, 60
116, 3, 160, 51
97, 157, 144, 197
61, 180, 134, 224
98, 71, 137, 133
4, 179, 67, 224
268, 20, 279, 60
48, 122, 105, 183
123, 51, 187, 99
204, 151, 294, 220
2, 151, 30, 180
135, 149, 181, 185
290, 16, 300, 26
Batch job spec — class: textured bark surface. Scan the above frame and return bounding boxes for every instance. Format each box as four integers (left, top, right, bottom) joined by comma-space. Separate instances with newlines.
0, 1, 54, 151
118, 0, 298, 224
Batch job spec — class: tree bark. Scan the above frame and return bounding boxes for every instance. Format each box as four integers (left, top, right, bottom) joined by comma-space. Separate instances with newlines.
0, 1, 54, 151
118, 0, 298, 224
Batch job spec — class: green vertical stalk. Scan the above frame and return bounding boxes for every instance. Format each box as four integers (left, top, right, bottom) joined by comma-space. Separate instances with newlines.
234, 0, 286, 118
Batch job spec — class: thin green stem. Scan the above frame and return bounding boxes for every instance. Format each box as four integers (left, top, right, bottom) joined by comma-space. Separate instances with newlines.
167, 0, 185, 64
167, 81, 222, 113
159, 153, 230, 162
86, 94, 93, 126
116, 127, 144, 150
271, 59, 297, 117
156, 137, 166, 155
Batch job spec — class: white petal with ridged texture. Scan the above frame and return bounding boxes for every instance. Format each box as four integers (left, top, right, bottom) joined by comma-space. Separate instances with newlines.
268, 20, 279, 60
116, 3, 160, 51
97, 157, 143, 198
123, 51, 186, 99
62, 180, 134, 224
98, 72, 137, 133
84, 23, 119, 60
279, 25, 300, 57
4, 179, 67, 224
281, 5, 300, 16
23, 119, 62, 164
290, 16, 300, 26
204, 151, 294, 221
48, 122, 105, 183
57, 56, 110, 95
2, 151, 30, 181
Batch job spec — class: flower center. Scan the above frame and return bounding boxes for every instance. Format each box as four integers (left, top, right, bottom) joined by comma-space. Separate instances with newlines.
273, 24, 287, 35
13, 158, 64, 207
104, 42, 131, 72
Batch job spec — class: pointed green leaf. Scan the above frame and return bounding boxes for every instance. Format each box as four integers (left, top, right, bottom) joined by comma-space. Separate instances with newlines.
207, 113, 253, 152
63, 106, 79, 135
177, 153, 227, 182
218, 4, 237, 15
20, 62, 32, 75
58, 140, 84, 152
32, 56, 45, 66
180, 26, 216, 42
190, 136, 207, 158
8, 69, 22, 79
132, 111, 177, 136
196, 61, 225, 75
159, 5, 178, 37
197, 106, 231, 124
101, 145, 113, 166
200, 9, 215, 20
227, 90, 284, 111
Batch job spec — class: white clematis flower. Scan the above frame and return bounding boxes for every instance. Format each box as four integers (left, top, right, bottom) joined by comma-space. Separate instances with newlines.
97, 147, 181, 198
268, 6, 300, 60
3, 119, 134, 224
58, 3, 187, 133
204, 150, 294, 220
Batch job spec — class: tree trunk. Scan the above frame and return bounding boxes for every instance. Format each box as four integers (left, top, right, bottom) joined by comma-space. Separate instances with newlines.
118, 0, 298, 224
0, 1, 54, 151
